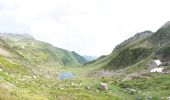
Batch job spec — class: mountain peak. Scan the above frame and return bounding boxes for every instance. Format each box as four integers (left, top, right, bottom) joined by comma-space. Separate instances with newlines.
160, 21, 170, 29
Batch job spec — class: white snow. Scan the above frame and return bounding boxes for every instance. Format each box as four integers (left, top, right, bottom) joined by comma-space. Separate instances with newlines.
151, 68, 164, 73
154, 59, 162, 66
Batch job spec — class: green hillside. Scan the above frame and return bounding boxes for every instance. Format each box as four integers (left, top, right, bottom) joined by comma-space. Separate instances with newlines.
83, 21, 170, 99
0, 33, 121, 100
87, 22, 170, 70
0, 33, 87, 67
0, 22, 170, 100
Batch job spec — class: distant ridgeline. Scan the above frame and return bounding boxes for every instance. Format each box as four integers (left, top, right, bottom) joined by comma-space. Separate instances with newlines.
0, 33, 87, 67
86, 21, 170, 71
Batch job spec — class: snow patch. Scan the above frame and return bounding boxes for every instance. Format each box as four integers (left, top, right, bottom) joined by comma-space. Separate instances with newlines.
151, 68, 164, 73
154, 59, 162, 66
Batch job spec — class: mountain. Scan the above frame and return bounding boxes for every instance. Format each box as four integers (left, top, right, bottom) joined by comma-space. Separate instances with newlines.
0, 22, 170, 100
83, 55, 98, 62
0, 33, 120, 100
82, 22, 170, 99
86, 21, 170, 71
0, 33, 87, 67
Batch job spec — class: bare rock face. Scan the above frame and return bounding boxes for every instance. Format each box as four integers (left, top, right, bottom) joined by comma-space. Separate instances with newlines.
99, 82, 108, 91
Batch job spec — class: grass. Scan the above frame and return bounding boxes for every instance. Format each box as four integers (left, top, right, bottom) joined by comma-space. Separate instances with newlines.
118, 74, 170, 99
1, 32, 170, 100
0, 63, 122, 100
1, 50, 169, 100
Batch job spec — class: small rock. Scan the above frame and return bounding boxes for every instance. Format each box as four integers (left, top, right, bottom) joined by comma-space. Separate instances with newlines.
100, 82, 108, 91
96, 90, 100, 93
33, 75, 37, 79
85, 86, 91, 90
59, 87, 64, 90
135, 97, 142, 100
167, 96, 170, 100
71, 82, 75, 86
126, 88, 136, 94
145, 96, 152, 100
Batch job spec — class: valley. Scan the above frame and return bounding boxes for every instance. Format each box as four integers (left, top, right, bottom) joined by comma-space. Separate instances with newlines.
0, 21, 170, 100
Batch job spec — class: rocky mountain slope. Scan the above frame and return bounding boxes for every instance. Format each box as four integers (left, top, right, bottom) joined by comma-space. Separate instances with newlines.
83, 21, 170, 99
86, 21, 170, 71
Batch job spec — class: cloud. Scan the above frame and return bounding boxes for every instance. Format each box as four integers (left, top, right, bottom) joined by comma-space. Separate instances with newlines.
0, 0, 170, 56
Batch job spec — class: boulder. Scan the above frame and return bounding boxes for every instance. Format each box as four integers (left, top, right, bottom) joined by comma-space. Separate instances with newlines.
167, 96, 170, 100
100, 82, 108, 90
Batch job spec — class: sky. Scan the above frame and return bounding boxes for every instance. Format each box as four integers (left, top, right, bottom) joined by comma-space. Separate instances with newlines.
0, 0, 170, 56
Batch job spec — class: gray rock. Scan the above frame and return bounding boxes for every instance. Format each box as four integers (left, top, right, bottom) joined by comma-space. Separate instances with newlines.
85, 86, 91, 90
96, 90, 100, 93
126, 88, 136, 94
100, 82, 108, 90
135, 97, 142, 100
167, 96, 170, 100
145, 96, 152, 100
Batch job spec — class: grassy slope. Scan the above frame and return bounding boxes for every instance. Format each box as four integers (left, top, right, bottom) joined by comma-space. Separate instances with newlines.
1, 21, 170, 100
0, 34, 122, 100
0, 54, 123, 100
86, 21, 170, 70
83, 22, 170, 99
0, 33, 87, 67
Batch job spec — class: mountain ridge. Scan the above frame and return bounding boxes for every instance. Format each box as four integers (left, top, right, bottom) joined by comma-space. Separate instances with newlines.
0, 33, 87, 67
85, 21, 170, 71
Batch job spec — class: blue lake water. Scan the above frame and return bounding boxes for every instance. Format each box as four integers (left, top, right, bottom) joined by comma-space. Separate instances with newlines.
59, 72, 75, 80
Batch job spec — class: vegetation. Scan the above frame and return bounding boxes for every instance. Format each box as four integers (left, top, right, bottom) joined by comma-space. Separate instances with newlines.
106, 47, 151, 69
156, 46, 170, 60
118, 74, 170, 99
1, 21, 170, 100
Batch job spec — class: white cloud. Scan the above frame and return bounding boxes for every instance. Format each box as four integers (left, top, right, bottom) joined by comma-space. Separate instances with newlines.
0, 0, 170, 56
